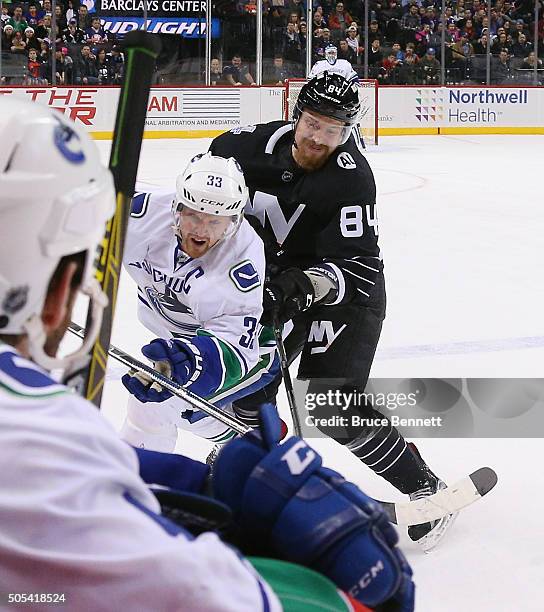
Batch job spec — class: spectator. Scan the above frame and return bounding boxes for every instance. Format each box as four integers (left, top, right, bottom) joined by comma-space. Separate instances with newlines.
392, 41, 405, 62
511, 18, 528, 43
8, 5, 29, 34
10, 30, 26, 54
24, 4, 44, 27
264, 53, 290, 84
450, 33, 473, 82
368, 19, 384, 45
286, 12, 300, 30
298, 21, 307, 60
34, 14, 52, 43
473, 32, 489, 55
337, 38, 356, 63
63, 18, 85, 47
312, 10, 327, 30
1, 6, 9, 28
65, 0, 77, 23
492, 48, 511, 83
510, 32, 532, 57
421, 6, 436, 31
24, 26, 40, 52
75, 44, 99, 85
429, 21, 444, 53
368, 38, 384, 67
1, 24, 15, 49
85, 16, 108, 45
108, 45, 124, 84
313, 27, 333, 61
415, 23, 431, 55
286, 0, 304, 21
328, 2, 353, 37
24, 47, 43, 84
380, 52, 401, 83
77, 4, 92, 31
43, 48, 69, 85
446, 21, 460, 44
222, 54, 255, 85
345, 24, 363, 62
209, 57, 225, 85
419, 47, 440, 83
491, 31, 510, 55
38, 39, 50, 63
54, 4, 67, 32
401, 4, 421, 34
283, 21, 301, 62
96, 47, 112, 84
463, 18, 476, 41
520, 51, 543, 70
398, 52, 419, 84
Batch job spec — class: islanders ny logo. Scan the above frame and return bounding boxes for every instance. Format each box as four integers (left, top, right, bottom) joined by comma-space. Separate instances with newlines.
415, 89, 444, 122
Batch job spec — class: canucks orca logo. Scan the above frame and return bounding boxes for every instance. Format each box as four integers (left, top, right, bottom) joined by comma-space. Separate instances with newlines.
53, 116, 85, 165
145, 285, 199, 333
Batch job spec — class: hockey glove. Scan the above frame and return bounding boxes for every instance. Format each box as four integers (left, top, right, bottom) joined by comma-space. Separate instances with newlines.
122, 338, 202, 403
212, 406, 415, 611
261, 267, 315, 326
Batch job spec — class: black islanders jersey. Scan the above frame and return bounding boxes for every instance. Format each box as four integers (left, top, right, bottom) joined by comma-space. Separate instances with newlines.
210, 121, 382, 306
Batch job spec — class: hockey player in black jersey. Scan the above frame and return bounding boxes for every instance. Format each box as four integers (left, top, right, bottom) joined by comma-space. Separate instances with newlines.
209, 73, 455, 550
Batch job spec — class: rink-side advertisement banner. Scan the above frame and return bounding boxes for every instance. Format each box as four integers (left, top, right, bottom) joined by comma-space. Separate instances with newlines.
85, 0, 219, 37
291, 378, 544, 439
0, 87, 284, 138
379, 86, 544, 134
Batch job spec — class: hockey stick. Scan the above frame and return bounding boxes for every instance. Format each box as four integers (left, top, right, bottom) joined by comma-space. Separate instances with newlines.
272, 317, 303, 436
68, 322, 251, 436
378, 467, 498, 526
69, 326, 497, 527
78, 31, 162, 408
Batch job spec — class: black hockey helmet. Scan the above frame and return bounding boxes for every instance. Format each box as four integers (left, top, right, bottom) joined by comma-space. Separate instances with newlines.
294, 72, 361, 127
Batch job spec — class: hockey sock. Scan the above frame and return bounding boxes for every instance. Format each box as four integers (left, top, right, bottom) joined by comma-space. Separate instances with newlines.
344, 411, 437, 494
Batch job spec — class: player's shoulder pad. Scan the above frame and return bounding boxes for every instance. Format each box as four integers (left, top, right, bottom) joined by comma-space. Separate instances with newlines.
229, 259, 261, 293
227, 221, 264, 293
0, 347, 66, 399
130, 191, 151, 218
210, 121, 288, 160
332, 136, 376, 191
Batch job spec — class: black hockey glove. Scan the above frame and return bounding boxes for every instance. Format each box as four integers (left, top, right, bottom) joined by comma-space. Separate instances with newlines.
261, 268, 315, 327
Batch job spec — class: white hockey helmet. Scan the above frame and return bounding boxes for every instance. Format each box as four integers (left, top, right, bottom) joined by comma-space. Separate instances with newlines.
175, 152, 248, 217
325, 44, 338, 65
0, 97, 115, 370
174, 152, 248, 242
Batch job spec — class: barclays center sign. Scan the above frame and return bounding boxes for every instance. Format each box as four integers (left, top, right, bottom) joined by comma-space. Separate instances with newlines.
86, 0, 219, 38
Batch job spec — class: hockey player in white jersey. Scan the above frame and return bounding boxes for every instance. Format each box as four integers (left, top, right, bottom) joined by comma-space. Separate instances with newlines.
308, 44, 359, 83
0, 98, 283, 611
120, 153, 279, 453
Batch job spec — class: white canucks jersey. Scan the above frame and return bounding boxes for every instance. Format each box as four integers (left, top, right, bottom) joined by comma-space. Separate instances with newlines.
123, 187, 275, 403
308, 59, 359, 83
0, 345, 280, 611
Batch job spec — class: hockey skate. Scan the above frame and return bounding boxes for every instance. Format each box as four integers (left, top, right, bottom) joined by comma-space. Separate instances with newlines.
407, 444, 458, 552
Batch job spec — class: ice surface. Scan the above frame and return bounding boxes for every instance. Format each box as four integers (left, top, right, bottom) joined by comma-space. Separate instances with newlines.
73, 135, 544, 611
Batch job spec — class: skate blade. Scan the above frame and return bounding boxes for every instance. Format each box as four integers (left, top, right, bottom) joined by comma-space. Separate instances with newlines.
417, 511, 459, 553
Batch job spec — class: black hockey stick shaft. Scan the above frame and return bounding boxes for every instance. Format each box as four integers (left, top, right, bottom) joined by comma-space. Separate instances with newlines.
82, 32, 161, 408
69, 323, 251, 436
273, 318, 303, 436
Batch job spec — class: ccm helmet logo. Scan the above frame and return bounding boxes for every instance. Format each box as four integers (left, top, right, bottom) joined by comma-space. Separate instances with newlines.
200, 198, 225, 206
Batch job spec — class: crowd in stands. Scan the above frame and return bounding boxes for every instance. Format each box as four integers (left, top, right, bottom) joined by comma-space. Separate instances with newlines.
2, 0, 543, 86
259, 0, 544, 84
1, 1, 124, 85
